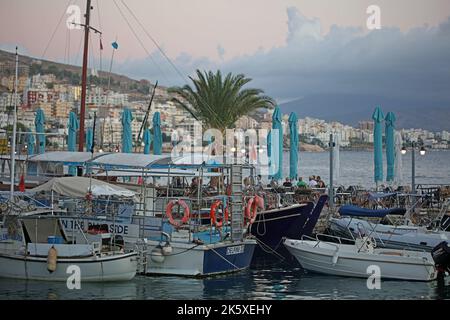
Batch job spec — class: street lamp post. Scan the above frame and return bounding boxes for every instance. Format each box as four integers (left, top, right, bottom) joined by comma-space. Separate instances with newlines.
401, 141, 426, 194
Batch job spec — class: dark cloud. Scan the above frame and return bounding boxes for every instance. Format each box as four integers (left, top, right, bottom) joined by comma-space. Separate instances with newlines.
114, 7, 450, 109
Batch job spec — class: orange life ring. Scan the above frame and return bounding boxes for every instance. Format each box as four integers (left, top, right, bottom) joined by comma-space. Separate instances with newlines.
210, 200, 229, 228
166, 199, 190, 228
245, 195, 264, 224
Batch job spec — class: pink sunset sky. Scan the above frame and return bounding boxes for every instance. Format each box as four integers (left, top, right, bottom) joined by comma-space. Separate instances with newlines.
1, 0, 449, 63
1, 0, 450, 125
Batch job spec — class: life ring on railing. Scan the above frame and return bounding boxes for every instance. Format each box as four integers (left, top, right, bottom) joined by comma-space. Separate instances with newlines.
210, 200, 229, 228
166, 199, 190, 228
245, 195, 264, 225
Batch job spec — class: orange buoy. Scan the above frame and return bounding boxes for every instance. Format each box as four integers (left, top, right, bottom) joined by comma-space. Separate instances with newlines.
47, 246, 58, 273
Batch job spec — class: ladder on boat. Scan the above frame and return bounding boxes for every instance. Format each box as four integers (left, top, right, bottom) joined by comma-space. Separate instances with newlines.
230, 165, 244, 242
135, 240, 148, 274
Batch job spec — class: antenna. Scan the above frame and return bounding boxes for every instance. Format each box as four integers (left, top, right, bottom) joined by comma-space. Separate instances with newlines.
10, 47, 19, 201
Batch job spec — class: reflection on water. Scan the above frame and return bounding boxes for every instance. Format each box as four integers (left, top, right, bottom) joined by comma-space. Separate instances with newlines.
1, 261, 449, 300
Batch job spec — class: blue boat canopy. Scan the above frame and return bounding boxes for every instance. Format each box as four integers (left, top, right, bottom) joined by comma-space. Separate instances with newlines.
338, 205, 406, 218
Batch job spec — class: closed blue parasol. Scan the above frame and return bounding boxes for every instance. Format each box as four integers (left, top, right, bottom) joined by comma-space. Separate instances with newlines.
35, 108, 45, 154
272, 106, 283, 180
143, 128, 151, 155
26, 128, 35, 156
372, 106, 384, 184
121, 108, 133, 153
385, 112, 396, 182
86, 127, 93, 152
152, 112, 162, 155
67, 112, 78, 176
288, 112, 298, 180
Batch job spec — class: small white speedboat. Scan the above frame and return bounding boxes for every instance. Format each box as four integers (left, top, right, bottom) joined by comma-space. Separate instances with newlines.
329, 205, 450, 252
0, 214, 138, 282
284, 236, 438, 281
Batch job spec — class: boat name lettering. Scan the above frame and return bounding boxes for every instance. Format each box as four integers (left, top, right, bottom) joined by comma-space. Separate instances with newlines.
61, 220, 129, 235
226, 245, 245, 255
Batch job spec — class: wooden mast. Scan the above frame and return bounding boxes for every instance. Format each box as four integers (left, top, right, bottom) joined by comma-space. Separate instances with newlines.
78, 0, 92, 151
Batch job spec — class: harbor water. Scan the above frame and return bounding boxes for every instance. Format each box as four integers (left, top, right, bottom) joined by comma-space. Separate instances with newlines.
281, 150, 450, 188
1, 150, 449, 300
0, 265, 449, 300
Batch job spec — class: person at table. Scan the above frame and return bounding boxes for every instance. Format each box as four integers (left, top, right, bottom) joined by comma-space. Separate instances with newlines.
283, 177, 293, 188
316, 176, 326, 188
269, 178, 279, 188
256, 175, 264, 191
297, 177, 308, 188
308, 176, 318, 188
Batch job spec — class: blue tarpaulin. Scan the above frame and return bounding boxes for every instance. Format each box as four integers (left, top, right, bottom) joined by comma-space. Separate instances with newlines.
152, 112, 162, 155
339, 205, 406, 218
288, 112, 298, 180
67, 112, 78, 176
272, 106, 283, 180
372, 106, 384, 184
35, 108, 46, 154
385, 112, 396, 182
121, 108, 133, 153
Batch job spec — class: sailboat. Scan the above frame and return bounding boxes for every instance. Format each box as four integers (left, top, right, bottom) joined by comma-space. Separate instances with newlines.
0, 3, 138, 282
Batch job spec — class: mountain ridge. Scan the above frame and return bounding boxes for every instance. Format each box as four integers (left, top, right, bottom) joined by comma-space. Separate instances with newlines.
280, 93, 450, 131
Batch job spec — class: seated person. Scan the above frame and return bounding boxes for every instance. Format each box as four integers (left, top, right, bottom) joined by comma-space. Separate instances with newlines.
283, 178, 293, 188
316, 176, 326, 188
297, 177, 308, 188
308, 176, 318, 188
256, 175, 264, 191
269, 178, 279, 188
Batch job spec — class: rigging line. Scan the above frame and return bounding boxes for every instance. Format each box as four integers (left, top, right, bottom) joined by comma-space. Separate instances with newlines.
112, 0, 170, 84
68, 27, 71, 65
120, 0, 224, 128
64, 28, 68, 65
120, 0, 188, 83
74, 30, 84, 67
95, 0, 103, 31
41, 0, 75, 60
96, 0, 103, 72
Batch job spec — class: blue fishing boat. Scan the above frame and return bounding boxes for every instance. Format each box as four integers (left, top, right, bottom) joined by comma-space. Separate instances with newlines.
250, 195, 328, 259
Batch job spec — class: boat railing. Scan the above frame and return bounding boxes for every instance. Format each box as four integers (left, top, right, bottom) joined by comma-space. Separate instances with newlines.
301, 233, 355, 249
354, 220, 386, 248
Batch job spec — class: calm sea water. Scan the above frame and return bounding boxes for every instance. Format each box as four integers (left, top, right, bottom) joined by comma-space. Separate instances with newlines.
0, 264, 449, 300
281, 150, 450, 188
1, 151, 449, 300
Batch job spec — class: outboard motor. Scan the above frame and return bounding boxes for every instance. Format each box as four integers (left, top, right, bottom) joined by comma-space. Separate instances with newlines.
431, 241, 450, 275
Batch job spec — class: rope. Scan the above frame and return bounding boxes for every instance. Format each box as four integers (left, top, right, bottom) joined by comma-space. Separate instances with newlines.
119, 0, 226, 129
210, 247, 240, 270
41, 0, 75, 59
154, 243, 202, 257
255, 212, 267, 236
254, 237, 286, 262
112, 0, 170, 84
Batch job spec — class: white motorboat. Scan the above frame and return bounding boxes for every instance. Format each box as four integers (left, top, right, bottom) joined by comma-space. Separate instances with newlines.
0, 214, 137, 282
329, 205, 450, 252
330, 216, 450, 251
284, 235, 439, 281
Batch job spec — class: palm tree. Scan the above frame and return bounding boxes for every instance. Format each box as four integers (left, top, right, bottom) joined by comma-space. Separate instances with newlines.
169, 70, 275, 132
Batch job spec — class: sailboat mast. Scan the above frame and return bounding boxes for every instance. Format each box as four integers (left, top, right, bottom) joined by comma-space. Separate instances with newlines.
9, 47, 19, 201
78, 0, 92, 152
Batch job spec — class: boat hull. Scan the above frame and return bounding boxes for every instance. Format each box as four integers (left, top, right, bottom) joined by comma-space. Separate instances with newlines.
330, 217, 450, 252
0, 252, 138, 282
144, 239, 256, 277
250, 203, 314, 258
284, 239, 437, 281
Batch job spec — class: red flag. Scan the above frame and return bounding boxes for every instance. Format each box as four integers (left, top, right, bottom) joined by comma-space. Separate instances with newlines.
19, 175, 25, 192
